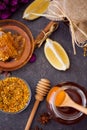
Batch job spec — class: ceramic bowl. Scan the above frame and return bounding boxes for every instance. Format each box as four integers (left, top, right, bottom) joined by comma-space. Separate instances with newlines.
0, 77, 31, 114
0, 19, 34, 71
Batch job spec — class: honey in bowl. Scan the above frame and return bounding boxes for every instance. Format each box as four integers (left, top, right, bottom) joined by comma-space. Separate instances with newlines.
0, 19, 34, 71
46, 82, 87, 124
0, 31, 25, 62
0, 77, 31, 114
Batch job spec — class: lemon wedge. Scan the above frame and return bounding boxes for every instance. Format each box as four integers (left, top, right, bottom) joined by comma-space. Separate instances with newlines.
23, 0, 50, 20
44, 38, 70, 71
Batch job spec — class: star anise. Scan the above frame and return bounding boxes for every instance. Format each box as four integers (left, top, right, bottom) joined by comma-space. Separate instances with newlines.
38, 112, 52, 125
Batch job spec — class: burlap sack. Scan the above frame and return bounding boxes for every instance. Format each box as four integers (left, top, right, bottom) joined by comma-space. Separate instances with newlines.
44, 0, 87, 55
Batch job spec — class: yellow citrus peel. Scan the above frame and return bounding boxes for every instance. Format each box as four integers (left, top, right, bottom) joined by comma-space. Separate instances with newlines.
44, 38, 70, 71
23, 0, 50, 20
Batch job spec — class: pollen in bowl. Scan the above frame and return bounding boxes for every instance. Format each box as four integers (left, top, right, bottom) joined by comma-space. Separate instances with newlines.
0, 77, 31, 114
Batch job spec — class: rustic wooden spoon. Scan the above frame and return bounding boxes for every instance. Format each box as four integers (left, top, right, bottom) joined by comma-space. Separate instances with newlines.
58, 91, 87, 115
25, 78, 51, 130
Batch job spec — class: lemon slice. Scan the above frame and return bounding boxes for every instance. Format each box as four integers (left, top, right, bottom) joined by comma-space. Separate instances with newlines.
23, 0, 50, 20
44, 38, 70, 71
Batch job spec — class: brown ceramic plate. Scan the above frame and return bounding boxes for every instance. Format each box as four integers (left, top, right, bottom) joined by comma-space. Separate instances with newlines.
0, 19, 34, 71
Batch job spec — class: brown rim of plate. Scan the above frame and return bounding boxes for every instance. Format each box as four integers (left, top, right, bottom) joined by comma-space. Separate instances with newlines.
0, 19, 34, 71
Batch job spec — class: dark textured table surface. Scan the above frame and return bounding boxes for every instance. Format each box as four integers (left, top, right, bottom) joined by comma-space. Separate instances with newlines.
0, 1, 87, 130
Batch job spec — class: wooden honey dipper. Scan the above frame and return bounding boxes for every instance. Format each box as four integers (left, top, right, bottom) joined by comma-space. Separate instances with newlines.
25, 78, 51, 130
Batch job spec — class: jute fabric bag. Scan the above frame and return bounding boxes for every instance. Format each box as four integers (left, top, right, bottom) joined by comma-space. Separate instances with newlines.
43, 0, 87, 55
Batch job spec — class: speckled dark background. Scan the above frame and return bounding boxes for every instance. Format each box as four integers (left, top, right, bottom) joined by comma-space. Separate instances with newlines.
0, 1, 87, 130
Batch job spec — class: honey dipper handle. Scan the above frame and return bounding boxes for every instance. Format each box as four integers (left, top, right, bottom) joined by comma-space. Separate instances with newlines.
25, 100, 40, 130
